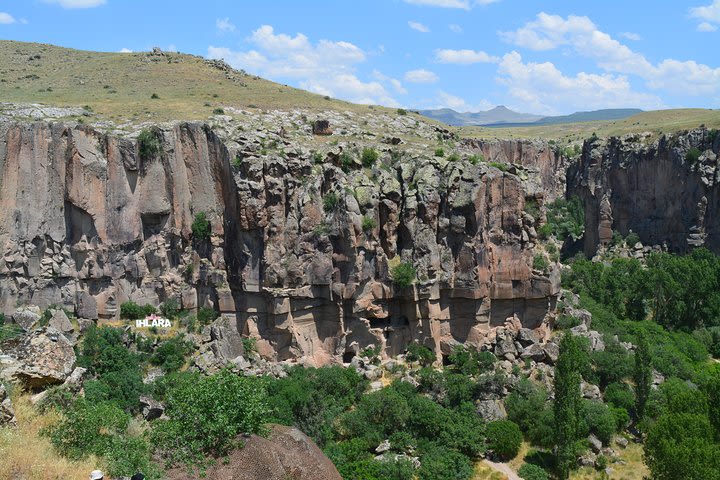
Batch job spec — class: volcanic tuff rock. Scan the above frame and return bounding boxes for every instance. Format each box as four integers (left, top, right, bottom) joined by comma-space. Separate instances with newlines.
568, 128, 720, 256
0, 110, 562, 364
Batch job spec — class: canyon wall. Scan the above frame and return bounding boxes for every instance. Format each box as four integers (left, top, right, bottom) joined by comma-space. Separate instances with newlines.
0, 121, 560, 364
568, 129, 720, 256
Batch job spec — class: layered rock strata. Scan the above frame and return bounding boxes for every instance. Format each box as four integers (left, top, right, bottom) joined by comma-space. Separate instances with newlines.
0, 121, 560, 364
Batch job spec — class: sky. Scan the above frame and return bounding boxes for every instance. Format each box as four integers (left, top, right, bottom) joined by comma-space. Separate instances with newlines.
1, 0, 719, 115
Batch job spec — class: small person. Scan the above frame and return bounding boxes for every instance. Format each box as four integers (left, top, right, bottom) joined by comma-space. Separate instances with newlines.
89, 471, 104, 480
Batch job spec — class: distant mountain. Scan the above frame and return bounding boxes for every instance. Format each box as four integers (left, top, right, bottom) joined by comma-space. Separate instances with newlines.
419, 106, 644, 127
419, 106, 543, 126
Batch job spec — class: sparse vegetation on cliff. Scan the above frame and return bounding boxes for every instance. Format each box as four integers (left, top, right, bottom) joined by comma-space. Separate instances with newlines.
191, 212, 211, 240
391, 261, 417, 288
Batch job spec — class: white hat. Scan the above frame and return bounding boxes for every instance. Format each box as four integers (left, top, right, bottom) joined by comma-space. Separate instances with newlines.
90, 470, 104, 480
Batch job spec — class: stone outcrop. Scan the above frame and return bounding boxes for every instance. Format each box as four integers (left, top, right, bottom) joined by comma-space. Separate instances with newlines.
10, 327, 76, 389
568, 129, 720, 256
0, 383, 15, 426
0, 119, 561, 364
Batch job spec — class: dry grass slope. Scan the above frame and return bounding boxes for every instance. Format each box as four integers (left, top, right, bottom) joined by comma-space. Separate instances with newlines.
461, 108, 720, 142
0, 40, 391, 124
0, 393, 100, 479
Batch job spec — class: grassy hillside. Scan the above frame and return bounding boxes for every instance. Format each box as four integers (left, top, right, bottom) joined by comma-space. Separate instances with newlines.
462, 108, 720, 141
0, 40, 389, 123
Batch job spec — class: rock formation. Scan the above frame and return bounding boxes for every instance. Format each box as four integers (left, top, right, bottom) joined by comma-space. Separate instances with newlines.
568, 129, 720, 256
0, 115, 562, 364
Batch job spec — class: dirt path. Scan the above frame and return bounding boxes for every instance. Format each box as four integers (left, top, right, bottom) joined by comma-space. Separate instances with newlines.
484, 460, 521, 480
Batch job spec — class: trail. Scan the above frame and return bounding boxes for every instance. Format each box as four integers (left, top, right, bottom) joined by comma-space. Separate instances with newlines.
484, 460, 521, 480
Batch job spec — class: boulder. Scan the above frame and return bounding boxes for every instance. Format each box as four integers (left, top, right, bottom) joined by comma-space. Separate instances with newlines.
48, 309, 74, 335
520, 343, 546, 362
476, 399, 507, 421
312, 120, 332, 136
582, 382, 602, 400
615, 436, 629, 448
588, 434, 603, 453
517, 328, 539, 346
12, 327, 76, 389
375, 439, 391, 454
542, 341, 560, 364
12, 305, 41, 332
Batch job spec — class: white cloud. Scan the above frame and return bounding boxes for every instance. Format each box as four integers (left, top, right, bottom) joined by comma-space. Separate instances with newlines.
620, 32, 641, 41
373, 70, 408, 95
216, 18, 236, 33
698, 21, 718, 31
690, 0, 720, 23
0, 12, 16, 24
404, 69, 439, 83
44, 0, 106, 8
436, 49, 498, 64
208, 25, 397, 106
408, 21, 430, 32
501, 12, 720, 96
436, 91, 493, 111
497, 51, 663, 115
449, 24, 463, 33
119, 48, 133, 53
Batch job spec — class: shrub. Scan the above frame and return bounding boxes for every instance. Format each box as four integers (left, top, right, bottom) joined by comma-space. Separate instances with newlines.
486, 420, 523, 460
391, 261, 416, 288
361, 148, 379, 167
581, 400, 616, 445
119, 301, 156, 320
397, 108, 408, 115
212, 107, 225, 114
45, 399, 130, 460
416, 442, 473, 480
447, 153, 460, 162
361, 215, 377, 232
488, 161, 509, 172
625, 231, 640, 246
150, 93, 160, 99
685, 147, 702, 164
242, 337, 257, 356
150, 335, 194, 372
196, 306, 218, 325
533, 254, 549, 272
152, 370, 270, 467
448, 345, 495, 376
191, 211, 211, 240
159, 298, 180, 319
137, 129, 162, 159
434, 148, 445, 157
467, 154, 484, 165
518, 463, 549, 480
323, 192, 339, 212
604, 382, 635, 412
406, 343, 436, 366
541, 196, 584, 241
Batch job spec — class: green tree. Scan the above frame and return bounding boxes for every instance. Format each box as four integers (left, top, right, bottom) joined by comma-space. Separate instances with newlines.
486, 420, 523, 461
634, 331, 652, 420
554, 333, 584, 479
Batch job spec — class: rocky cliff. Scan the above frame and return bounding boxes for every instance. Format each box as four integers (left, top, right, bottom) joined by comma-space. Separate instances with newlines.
0, 112, 561, 365
568, 129, 720, 256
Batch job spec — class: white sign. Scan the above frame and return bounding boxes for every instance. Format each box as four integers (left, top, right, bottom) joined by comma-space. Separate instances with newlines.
136, 314, 172, 328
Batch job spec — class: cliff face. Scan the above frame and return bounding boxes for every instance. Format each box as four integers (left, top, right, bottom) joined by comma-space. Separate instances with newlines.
568, 129, 720, 256
0, 119, 560, 364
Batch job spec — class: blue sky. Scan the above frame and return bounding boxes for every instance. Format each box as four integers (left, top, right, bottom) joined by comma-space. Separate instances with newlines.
1, 0, 719, 114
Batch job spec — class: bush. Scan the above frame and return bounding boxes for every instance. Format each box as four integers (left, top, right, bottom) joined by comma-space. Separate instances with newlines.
406, 343, 436, 366
447, 345, 495, 376
150, 93, 160, 99
397, 108, 408, 115
77, 325, 145, 412
604, 382, 635, 412
541, 196, 584, 241
196, 306, 219, 325
152, 370, 270, 467
685, 147, 702, 164
45, 399, 130, 460
137, 129, 161, 159
119, 301, 156, 320
581, 400, 616, 445
361, 148, 379, 167
625, 231, 640, 246
447, 153, 460, 162
416, 442, 473, 480
434, 148, 445, 157
159, 298, 180, 319
150, 335, 194, 372
361, 215, 377, 232
323, 192, 339, 212
191, 211, 211, 240
486, 420, 523, 460
212, 107, 225, 114
518, 463, 549, 480
391, 261, 416, 288
533, 254, 549, 272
